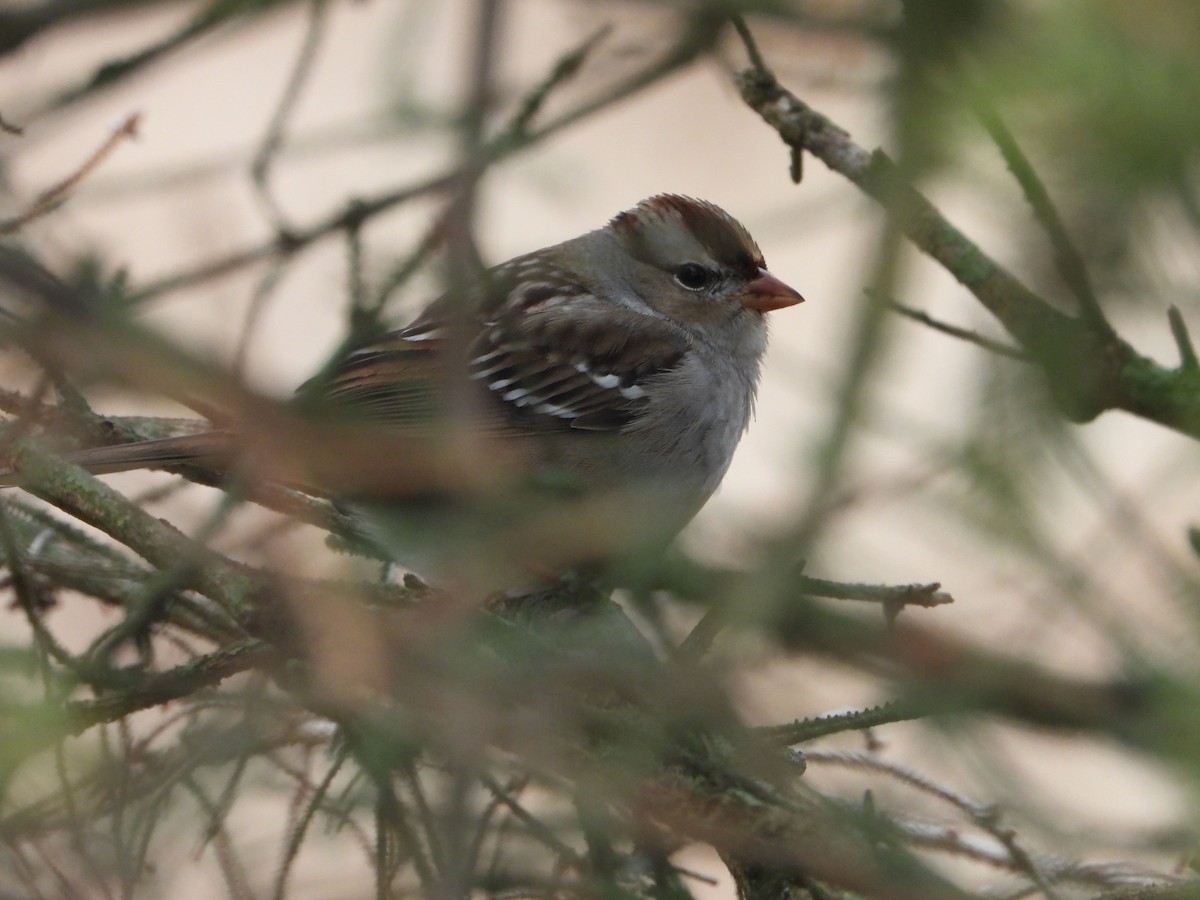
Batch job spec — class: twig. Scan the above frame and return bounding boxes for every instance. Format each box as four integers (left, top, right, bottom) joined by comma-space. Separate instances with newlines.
439, 0, 509, 315
46, 2, 267, 112
892, 816, 1176, 894
503, 25, 611, 139
464, 773, 528, 880
0, 494, 241, 641
807, 750, 1063, 898
181, 777, 255, 900
273, 746, 350, 900
400, 760, 448, 877
251, 0, 328, 236
797, 574, 954, 611
732, 27, 1200, 439
1090, 878, 1197, 899
232, 257, 288, 376
83, 487, 247, 668
0, 112, 140, 235
638, 763, 969, 900
677, 600, 734, 661
4, 435, 263, 622
807, 749, 995, 819
1, 640, 271, 773
479, 772, 585, 871
677, 562, 951, 659
729, 15, 768, 77
761, 702, 929, 746
0, 709, 310, 846
368, 214, 443, 315
373, 776, 436, 894
0, 384, 352, 534
885, 296, 1030, 360
345, 223, 367, 312
362, 24, 612, 320
730, 16, 806, 184
129, 21, 712, 304
964, 80, 1111, 335
1168, 306, 1200, 374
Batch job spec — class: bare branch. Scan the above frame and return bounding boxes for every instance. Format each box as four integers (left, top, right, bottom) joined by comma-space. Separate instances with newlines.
798, 574, 954, 611
1168, 306, 1200, 374
129, 18, 715, 305
0, 112, 140, 235
885, 295, 1030, 361
251, 0, 328, 236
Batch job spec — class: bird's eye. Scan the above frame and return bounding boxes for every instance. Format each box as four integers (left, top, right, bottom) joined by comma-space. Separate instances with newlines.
674, 262, 713, 291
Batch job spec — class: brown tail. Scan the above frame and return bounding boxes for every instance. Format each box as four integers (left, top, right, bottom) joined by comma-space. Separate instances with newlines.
0, 431, 238, 487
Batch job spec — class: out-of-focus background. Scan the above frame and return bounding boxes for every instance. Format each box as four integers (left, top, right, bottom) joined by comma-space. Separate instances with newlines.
4, 1, 1200, 897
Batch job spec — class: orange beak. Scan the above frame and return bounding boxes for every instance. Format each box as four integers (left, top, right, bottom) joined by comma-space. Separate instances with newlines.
741, 267, 804, 313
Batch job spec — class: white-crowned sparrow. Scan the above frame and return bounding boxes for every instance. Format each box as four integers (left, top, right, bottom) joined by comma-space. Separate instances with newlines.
16, 195, 802, 575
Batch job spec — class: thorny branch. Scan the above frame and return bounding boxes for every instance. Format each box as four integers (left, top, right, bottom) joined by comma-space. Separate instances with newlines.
806, 749, 1064, 898
2, 640, 273, 760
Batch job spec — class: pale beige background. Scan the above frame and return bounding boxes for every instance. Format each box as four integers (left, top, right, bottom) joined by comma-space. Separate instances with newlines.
2, 1, 1196, 896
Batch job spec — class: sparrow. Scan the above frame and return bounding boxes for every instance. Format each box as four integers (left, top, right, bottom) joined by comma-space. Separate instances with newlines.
5, 195, 803, 580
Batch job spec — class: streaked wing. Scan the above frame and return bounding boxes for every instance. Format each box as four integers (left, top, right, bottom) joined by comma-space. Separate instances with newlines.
321, 324, 446, 427
319, 256, 689, 434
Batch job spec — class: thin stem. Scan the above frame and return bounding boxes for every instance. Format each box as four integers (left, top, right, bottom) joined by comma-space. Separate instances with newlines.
273, 746, 349, 900
1168, 306, 1200, 373
0, 113, 140, 235
129, 19, 710, 305
886, 296, 1030, 361
251, 0, 328, 235
965, 79, 1110, 335
761, 702, 929, 745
